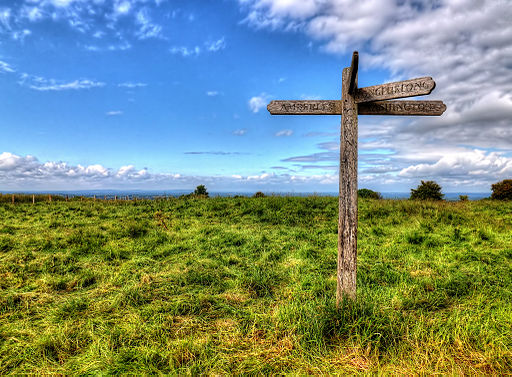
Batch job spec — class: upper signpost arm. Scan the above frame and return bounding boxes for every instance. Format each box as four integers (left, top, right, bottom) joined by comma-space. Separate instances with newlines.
348, 51, 359, 95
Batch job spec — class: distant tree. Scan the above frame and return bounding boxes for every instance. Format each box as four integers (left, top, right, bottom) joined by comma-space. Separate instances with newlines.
358, 188, 382, 200
253, 191, 266, 198
410, 180, 444, 200
491, 179, 512, 200
193, 185, 209, 197
459, 195, 469, 202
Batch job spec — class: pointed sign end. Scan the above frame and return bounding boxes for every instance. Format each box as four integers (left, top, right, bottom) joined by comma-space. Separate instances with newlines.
440, 101, 447, 115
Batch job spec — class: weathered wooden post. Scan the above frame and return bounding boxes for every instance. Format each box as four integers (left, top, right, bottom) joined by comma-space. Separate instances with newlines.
338, 52, 359, 301
11, 194, 14, 205
267, 51, 446, 305
32, 194, 35, 204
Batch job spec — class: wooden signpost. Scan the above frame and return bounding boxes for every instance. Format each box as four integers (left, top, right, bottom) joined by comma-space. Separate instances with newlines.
267, 51, 446, 305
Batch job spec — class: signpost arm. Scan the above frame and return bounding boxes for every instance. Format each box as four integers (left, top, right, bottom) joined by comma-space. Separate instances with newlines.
338, 52, 359, 305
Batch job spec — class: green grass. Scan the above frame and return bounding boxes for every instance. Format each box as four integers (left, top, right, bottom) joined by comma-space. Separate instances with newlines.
0, 197, 511, 374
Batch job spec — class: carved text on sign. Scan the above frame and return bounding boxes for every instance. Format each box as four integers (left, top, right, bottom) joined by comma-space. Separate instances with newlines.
355, 77, 435, 103
359, 100, 447, 116
267, 100, 340, 115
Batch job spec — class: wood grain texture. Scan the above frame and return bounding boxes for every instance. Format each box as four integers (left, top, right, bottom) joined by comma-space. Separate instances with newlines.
267, 100, 341, 115
338, 66, 358, 304
355, 77, 435, 103
359, 100, 446, 116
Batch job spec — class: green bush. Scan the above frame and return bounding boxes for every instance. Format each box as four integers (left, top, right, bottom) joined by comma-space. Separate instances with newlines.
491, 179, 512, 200
193, 185, 209, 197
358, 188, 382, 199
410, 180, 444, 201
252, 191, 266, 198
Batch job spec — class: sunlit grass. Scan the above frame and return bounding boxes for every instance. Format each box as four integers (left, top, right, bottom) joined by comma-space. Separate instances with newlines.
0, 197, 511, 374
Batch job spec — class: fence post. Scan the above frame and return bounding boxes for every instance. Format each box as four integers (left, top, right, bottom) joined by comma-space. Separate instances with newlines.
12, 194, 14, 205
32, 194, 35, 204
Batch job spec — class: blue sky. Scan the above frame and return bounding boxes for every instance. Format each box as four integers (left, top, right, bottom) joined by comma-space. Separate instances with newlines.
0, 0, 511, 193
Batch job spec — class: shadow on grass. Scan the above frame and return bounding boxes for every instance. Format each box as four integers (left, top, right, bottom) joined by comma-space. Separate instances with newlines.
276, 296, 405, 352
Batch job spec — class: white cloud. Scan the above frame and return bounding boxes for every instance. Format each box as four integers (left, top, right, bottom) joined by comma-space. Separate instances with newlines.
399, 150, 512, 180
114, 1, 132, 16
248, 172, 272, 180
0, 152, 38, 171
2, 1, 166, 44
275, 129, 293, 137
248, 93, 270, 113
23, 6, 43, 22
206, 91, 219, 97
233, 128, 248, 136
106, 110, 123, 116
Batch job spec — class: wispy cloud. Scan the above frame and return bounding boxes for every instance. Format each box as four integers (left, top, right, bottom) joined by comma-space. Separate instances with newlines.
170, 37, 227, 57
248, 93, 270, 113
135, 8, 163, 40
206, 37, 226, 52
20, 75, 106, 91
184, 151, 248, 155
0, 8, 11, 30
118, 82, 147, 88
170, 45, 201, 57
12, 29, 31, 41
85, 42, 132, 52
206, 91, 219, 96
0, 60, 15, 73
275, 129, 293, 137
2, 1, 166, 45
303, 131, 338, 138
106, 110, 123, 116
233, 129, 248, 136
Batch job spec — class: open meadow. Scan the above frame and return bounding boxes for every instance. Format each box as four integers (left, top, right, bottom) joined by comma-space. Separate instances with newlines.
0, 196, 511, 374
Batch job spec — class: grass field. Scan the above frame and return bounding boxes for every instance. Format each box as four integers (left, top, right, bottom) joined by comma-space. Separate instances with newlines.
0, 196, 511, 374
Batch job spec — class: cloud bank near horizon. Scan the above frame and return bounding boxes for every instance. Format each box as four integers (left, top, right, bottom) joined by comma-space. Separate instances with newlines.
0, 151, 508, 192
0, 152, 339, 191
